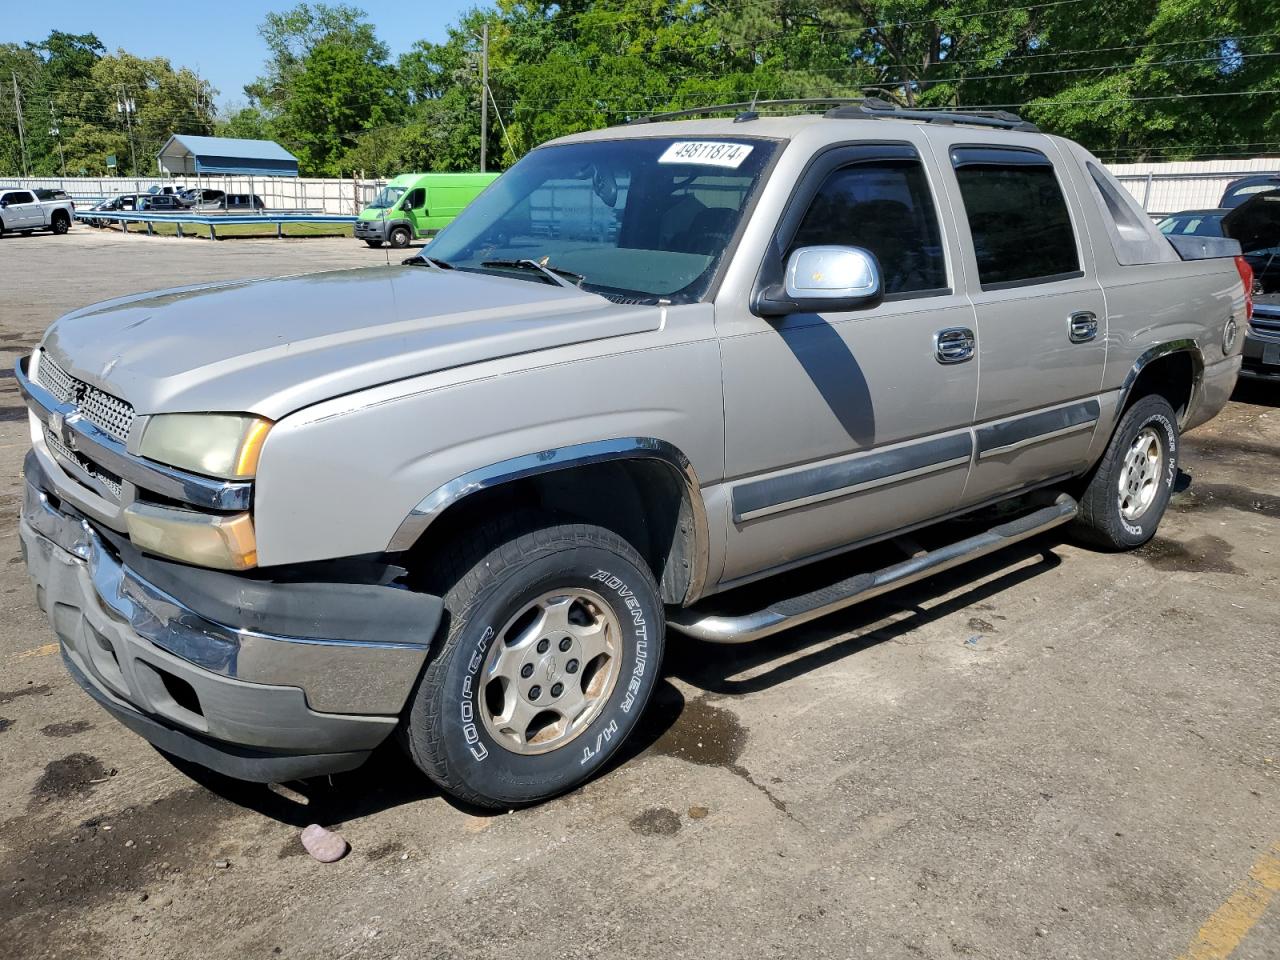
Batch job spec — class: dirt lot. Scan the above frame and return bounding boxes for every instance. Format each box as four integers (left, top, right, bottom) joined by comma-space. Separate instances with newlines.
1, 228, 1277, 960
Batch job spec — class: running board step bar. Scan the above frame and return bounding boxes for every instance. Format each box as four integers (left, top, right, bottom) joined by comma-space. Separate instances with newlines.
668, 493, 1079, 644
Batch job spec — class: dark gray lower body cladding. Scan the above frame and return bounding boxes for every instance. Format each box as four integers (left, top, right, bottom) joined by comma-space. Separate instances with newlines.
668, 493, 1079, 643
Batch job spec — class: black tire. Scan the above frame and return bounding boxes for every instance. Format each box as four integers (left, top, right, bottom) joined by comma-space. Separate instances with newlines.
404, 515, 665, 809
1073, 393, 1179, 550
51, 212, 70, 235
388, 226, 411, 249
364, 239, 382, 248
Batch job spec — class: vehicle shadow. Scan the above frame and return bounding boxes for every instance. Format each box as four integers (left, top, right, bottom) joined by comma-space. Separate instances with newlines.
666, 535, 1065, 697
173, 535, 1067, 825
166, 681, 689, 826
1231, 378, 1279, 408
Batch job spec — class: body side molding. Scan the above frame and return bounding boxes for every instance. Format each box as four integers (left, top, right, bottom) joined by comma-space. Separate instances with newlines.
386, 437, 711, 604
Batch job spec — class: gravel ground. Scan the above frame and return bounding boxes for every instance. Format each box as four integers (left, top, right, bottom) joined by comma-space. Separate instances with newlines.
0, 228, 1277, 960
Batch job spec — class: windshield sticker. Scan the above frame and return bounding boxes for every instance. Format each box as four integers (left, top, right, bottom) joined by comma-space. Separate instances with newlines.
658, 141, 754, 168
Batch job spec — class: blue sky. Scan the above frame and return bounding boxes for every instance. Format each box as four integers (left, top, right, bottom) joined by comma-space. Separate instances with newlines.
1, 0, 491, 109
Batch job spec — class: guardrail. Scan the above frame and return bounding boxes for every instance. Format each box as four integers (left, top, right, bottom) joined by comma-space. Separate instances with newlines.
76, 209, 359, 240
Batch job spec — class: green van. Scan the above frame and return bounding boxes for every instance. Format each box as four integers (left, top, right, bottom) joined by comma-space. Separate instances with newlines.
354, 172, 499, 248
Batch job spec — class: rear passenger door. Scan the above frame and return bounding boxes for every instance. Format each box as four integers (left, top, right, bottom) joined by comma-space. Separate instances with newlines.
942, 143, 1107, 506
716, 142, 979, 585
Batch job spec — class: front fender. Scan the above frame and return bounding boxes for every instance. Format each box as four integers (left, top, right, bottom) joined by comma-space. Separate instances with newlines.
251, 336, 723, 569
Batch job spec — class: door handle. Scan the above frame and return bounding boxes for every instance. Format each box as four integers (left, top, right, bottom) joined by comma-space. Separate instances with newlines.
934, 327, 976, 364
1068, 311, 1098, 343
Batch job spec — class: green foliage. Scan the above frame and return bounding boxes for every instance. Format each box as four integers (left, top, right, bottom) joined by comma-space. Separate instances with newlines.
1, 1, 1277, 176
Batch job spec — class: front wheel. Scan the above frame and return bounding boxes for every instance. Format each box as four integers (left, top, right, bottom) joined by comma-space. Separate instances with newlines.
388, 226, 411, 248
404, 517, 665, 808
1073, 393, 1179, 549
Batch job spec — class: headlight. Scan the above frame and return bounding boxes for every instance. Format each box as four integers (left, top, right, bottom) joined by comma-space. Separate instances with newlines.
139, 414, 272, 479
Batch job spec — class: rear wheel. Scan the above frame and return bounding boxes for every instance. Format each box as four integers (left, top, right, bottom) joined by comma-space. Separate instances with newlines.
1073, 393, 1179, 549
388, 226, 411, 249
51, 212, 70, 235
403, 516, 665, 808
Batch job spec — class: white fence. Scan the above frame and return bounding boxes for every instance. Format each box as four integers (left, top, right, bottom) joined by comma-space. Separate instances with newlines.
5, 157, 1279, 221
1108, 159, 1279, 217
0, 175, 387, 215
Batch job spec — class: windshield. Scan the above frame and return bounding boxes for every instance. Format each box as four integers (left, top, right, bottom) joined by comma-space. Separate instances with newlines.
426, 137, 778, 303
367, 185, 406, 210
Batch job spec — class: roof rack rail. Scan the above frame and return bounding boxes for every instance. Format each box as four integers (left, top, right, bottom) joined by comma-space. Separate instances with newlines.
626, 97, 868, 125
827, 96, 1040, 132
623, 94, 1040, 133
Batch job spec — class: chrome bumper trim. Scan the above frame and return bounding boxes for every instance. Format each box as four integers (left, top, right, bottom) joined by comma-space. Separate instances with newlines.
15, 355, 253, 512
22, 479, 429, 715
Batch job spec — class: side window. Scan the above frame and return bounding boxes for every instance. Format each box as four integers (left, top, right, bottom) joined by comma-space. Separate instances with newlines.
8, 191, 35, 204
951, 147, 1081, 288
405, 188, 425, 210
789, 157, 947, 296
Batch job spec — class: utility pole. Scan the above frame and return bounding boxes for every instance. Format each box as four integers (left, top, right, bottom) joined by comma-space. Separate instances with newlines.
49, 105, 67, 177
12, 71, 29, 178
116, 88, 138, 177
480, 21, 488, 173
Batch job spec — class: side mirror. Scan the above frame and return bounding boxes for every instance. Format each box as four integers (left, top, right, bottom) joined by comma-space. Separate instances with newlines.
755, 245, 883, 317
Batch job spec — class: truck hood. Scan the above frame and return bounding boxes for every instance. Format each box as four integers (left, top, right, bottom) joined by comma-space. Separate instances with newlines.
41, 265, 659, 420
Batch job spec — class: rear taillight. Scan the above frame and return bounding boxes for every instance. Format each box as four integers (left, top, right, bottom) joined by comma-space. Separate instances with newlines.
1234, 255, 1253, 322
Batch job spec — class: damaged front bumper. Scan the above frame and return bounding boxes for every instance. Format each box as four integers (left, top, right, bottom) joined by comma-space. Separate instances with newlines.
19, 453, 440, 782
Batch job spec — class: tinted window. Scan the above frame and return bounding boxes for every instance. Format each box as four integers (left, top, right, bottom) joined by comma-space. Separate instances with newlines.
405, 188, 425, 209
789, 157, 946, 295
6, 191, 35, 204
951, 147, 1080, 287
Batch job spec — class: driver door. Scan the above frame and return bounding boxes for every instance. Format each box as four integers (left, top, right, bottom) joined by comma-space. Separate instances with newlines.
4, 191, 38, 229
715, 142, 979, 585
402, 186, 429, 238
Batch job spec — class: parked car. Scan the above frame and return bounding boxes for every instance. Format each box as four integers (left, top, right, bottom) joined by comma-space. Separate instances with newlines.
223, 193, 266, 211
355, 172, 498, 247
15, 102, 1247, 808
0, 188, 74, 236
182, 188, 224, 208
138, 194, 183, 211
1219, 175, 1280, 209
1157, 208, 1226, 238
1220, 189, 1280, 380
82, 194, 141, 227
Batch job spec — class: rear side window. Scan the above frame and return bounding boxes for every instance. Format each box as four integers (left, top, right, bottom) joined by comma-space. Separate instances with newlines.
6, 191, 35, 204
951, 147, 1080, 289
789, 156, 947, 296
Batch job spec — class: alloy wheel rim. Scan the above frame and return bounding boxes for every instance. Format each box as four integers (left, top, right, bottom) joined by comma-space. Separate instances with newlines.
1117, 425, 1163, 522
478, 588, 621, 756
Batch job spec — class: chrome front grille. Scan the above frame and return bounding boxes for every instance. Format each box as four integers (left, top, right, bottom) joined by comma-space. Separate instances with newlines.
36, 351, 136, 444
1251, 313, 1280, 336
43, 424, 123, 499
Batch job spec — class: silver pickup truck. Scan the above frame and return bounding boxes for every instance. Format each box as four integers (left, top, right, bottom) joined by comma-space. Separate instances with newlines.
16, 101, 1247, 808
0, 188, 75, 236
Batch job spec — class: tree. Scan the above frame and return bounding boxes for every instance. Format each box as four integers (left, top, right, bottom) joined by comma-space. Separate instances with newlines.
246, 3, 402, 175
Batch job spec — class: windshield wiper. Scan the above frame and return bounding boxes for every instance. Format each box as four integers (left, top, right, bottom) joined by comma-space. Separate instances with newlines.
401, 254, 454, 269
480, 258, 584, 288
